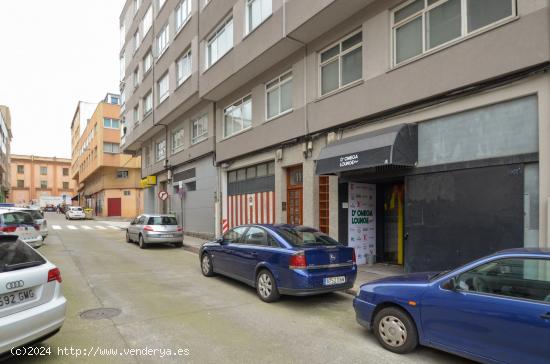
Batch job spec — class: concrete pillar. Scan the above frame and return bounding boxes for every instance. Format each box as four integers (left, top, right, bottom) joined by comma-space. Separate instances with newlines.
328, 175, 339, 240
539, 75, 550, 248
275, 159, 286, 223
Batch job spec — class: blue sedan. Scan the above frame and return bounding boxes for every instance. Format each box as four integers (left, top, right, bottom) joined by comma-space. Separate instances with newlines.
199, 224, 357, 302
353, 249, 550, 364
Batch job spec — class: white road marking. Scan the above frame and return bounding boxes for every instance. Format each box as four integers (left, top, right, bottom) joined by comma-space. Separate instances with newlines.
94, 226, 107, 230
67, 225, 77, 230
107, 226, 120, 230
81, 226, 93, 230
52, 225, 62, 230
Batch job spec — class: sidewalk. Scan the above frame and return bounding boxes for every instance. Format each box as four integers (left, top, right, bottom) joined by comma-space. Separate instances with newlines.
180, 236, 405, 297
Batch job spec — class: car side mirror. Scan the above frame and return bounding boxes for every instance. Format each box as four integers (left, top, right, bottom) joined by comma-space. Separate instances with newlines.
215, 237, 225, 245
442, 277, 457, 291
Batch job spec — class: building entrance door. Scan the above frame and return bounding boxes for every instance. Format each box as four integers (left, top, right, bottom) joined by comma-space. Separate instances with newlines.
286, 166, 303, 225
107, 198, 121, 217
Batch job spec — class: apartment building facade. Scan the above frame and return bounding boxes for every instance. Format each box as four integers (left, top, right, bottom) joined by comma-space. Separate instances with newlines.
0, 106, 12, 202
120, 0, 550, 272
9, 155, 75, 205
71, 94, 143, 218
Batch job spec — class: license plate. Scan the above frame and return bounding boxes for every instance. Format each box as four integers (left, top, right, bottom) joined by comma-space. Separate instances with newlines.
323, 276, 346, 286
0, 289, 35, 308
161, 234, 173, 238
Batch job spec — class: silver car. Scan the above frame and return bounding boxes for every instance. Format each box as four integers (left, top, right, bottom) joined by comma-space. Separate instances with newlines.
126, 214, 183, 249
0, 210, 43, 249
5, 208, 48, 241
65, 206, 85, 220
0, 235, 66, 354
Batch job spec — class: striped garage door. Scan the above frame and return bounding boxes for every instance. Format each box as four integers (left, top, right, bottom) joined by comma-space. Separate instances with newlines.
226, 191, 275, 229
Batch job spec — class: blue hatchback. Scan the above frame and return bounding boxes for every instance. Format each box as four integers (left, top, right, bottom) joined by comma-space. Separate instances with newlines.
353, 249, 550, 364
200, 224, 357, 302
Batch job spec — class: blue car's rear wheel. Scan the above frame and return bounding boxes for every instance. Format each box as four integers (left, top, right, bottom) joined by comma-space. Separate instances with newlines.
373, 307, 418, 354
256, 270, 280, 302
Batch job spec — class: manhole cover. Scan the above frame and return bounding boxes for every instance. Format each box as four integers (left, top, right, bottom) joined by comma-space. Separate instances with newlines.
80, 308, 121, 320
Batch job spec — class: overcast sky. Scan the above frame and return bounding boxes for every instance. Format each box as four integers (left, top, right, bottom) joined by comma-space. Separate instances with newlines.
0, 0, 125, 159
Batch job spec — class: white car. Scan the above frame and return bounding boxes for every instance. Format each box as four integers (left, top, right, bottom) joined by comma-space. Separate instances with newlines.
0, 234, 66, 354
0, 210, 43, 249
4, 208, 48, 241
65, 207, 85, 220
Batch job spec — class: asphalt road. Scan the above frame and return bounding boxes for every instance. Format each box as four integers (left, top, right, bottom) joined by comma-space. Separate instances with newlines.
9, 213, 472, 364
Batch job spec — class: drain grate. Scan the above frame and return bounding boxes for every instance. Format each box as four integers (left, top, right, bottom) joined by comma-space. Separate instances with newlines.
80, 308, 121, 320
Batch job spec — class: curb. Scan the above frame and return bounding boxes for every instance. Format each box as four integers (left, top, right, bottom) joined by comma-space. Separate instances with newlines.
179, 245, 360, 297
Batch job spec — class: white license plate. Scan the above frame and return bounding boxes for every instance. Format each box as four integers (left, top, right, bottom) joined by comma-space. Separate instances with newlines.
0, 289, 35, 308
323, 276, 346, 286
161, 234, 173, 238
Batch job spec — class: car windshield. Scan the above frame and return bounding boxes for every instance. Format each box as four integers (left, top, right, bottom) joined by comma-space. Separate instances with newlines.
73, 207, 83, 212
0, 237, 46, 273
274, 226, 340, 247
148, 216, 178, 225
2, 212, 34, 225
429, 270, 450, 281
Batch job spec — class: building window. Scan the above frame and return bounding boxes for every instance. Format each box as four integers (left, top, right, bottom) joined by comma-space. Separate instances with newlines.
176, 0, 192, 31
171, 127, 185, 153
191, 115, 208, 144
40, 166, 47, 175
185, 181, 196, 191
158, 0, 166, 11
155, 139, 166, 161
246, 0, 272, 34
120, 53, 125, 80
176, 49, 192, 86
110, 96, 119, 105
117, 170, 129, 179
133, 30, 140, 52
144, 146, 151, 167
320, 31, 362, 96
40, 180, 47, 189
224, 96, 252, 137
143, 91, 153, 115
157, 23, 170, 58
143, 6, 153, 36
16, 180, 23, 188
206, 17, 233, 68
143, 49, 153, 73
63, 168, 69, 176
103, 118, 121, 129
133, 106, 140, 125
62, 182, 69, 189
123, 190, 131, 196
133, 68, 139, 89
392, 0, 515, 65
134, 0, 141, 15
104, 142, 120, 154
17, 165, 24, 174
266, 70, 292, 120
158, 73, 170, 103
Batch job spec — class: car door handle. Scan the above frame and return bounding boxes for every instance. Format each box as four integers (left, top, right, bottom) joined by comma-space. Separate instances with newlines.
250, 251, 258, 257
540, 313, 550, 320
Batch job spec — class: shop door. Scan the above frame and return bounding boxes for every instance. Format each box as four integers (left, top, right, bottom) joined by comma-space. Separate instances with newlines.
287, 166, 303, 225
107, 198, 121, 217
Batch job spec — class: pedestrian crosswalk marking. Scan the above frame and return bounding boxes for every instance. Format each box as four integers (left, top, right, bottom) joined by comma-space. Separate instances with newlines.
49, 224, 123, 231
94, 226, 107, 230
67, 225, 77, 230
107, 226, 120, 230
81, 226, 92, 230
52, 225, 62, 230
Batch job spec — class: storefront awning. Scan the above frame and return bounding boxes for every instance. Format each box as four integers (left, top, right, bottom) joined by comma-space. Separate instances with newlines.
315, 124, 418, 175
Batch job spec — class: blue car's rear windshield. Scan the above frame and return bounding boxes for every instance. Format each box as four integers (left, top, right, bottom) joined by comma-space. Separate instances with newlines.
274, 226, 340, 247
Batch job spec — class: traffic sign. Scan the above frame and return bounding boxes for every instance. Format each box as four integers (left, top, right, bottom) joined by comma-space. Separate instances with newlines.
158, 191, 168, 201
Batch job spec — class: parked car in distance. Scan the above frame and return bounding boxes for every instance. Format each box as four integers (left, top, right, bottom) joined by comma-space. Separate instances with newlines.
4, 208, 47, 242
200, 224, 357, 302
353, 249, 550, 364
126, 214, 183, 249
42, 205, 56, 213
65, 207, 85, 220
0, 210, 42, 249
0, 234, 66, 355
